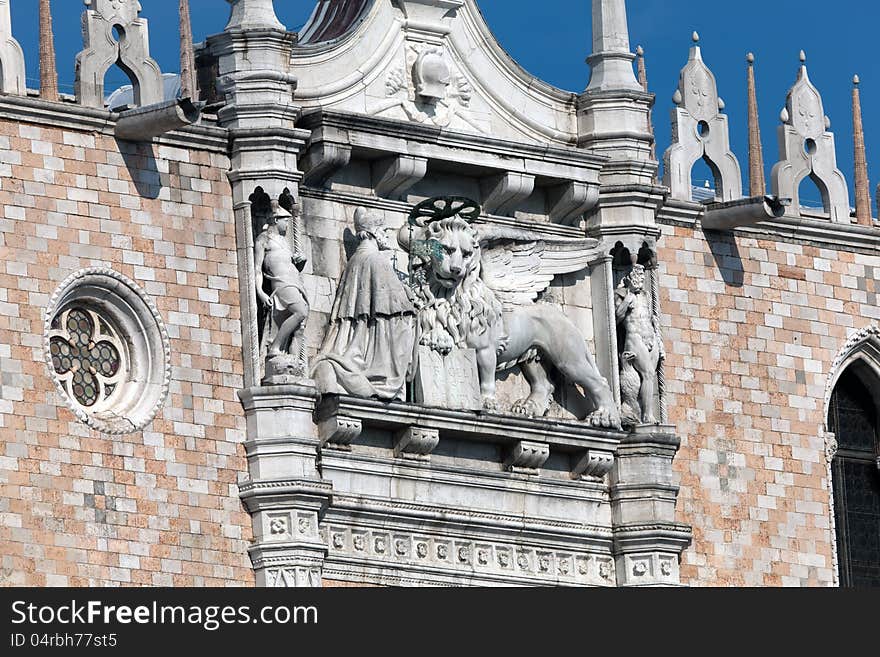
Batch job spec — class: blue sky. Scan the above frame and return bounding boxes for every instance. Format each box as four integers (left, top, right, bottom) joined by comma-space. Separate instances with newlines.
8, 1, 877, 211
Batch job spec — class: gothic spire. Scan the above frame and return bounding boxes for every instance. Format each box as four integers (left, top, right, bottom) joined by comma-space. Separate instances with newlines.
636, 45, 648, 90
39, 0, 58, 101
636, 45, 656, 163
746, 53, 765, 196
852, 74, 873, 225
586, 0, 641, 92
179, 0, 197, 99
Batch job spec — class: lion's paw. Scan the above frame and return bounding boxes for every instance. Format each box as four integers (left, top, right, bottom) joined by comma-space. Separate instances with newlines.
511, 398, 546, 418
482, 395, 500, 412
421, 328, 454, 355
586, 407, 622, 430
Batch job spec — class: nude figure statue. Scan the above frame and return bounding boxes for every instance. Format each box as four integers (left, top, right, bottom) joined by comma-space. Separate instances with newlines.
254, 200, 310, 369
615, 264, 662, 424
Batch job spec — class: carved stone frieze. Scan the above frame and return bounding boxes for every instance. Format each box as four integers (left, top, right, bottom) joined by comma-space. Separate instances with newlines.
321, 524, 617, 586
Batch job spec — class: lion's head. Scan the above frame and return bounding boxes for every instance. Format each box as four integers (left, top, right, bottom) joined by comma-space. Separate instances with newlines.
422, 217, 480, 289
409, 217, 501, 348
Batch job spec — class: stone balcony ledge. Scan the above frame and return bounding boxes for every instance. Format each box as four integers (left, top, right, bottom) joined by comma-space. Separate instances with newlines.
313, 393, 625, 478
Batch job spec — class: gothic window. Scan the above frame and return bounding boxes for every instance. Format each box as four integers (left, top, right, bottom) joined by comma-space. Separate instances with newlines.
828, 363, 880, 587
44, 268, 171, 434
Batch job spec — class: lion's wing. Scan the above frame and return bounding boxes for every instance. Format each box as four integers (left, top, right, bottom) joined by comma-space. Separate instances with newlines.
481, 238, 598, 310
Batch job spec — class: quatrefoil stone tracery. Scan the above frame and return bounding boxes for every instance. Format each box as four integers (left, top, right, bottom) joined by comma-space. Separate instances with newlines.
49, 308, 125, 408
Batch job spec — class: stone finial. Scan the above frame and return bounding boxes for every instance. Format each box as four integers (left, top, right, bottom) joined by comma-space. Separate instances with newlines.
0, 0, 26, 95
663, 36, 743, 202
851, 74, 873, 226
39, 0, 59, 101
75, 0, 165, 108
770, 55, 850, 222
746, 52, 766, 196
179, 0, 197, 99
225, 0, 285, 31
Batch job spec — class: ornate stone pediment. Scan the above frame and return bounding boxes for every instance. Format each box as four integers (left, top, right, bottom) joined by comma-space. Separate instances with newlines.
291, 0, 578, 144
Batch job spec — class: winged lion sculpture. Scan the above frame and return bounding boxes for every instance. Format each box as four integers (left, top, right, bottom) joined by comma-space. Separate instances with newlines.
399, 197, 620, 429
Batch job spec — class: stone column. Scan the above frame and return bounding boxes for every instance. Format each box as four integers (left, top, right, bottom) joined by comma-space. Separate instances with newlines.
610, 426, 692, 586
578, 0, 663, 245
586, 0, 641, 93
238, 386, 332, 587
179, 0, 197, 99
210, 1, 330, 587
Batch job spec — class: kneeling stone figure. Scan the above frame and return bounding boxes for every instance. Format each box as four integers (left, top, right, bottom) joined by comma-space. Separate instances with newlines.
312, 207, 417, 401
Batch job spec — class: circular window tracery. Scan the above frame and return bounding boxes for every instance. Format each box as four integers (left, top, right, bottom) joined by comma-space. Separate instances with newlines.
44, 268, 171, 434
49, 307, 126, 409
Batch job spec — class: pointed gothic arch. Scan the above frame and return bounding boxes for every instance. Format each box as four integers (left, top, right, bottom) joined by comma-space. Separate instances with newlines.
824, 326, 880, 587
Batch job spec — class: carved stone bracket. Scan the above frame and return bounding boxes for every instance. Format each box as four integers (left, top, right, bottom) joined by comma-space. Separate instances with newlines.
480, 172, 535, 216
313, 393, 624, 479
504, 440, 550, 473
75, 0, 165, 108
547, 181, 600, 225
572, 449, 615, 480
372, 154, 428, 199
300, 142, 353, 188
318, 415, 362, 450
394, 426, 440, 459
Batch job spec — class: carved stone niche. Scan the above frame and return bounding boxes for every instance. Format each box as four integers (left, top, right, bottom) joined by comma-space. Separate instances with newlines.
75, 0, 165, 109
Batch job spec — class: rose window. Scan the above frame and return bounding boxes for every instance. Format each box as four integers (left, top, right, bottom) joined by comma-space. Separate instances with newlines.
49, 308, 126, 409
44, 268, 171, 434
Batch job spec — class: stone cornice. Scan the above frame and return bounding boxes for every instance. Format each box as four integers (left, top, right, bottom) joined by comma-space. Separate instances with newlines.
0, 94, 229, 154
658, 199, 880, 255
298, 109, 607, 174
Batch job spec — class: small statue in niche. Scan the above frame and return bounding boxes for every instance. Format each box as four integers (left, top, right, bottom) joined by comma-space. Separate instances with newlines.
615, 264, 663, 425
254, 200, 310, 378
311, 207, 417, 401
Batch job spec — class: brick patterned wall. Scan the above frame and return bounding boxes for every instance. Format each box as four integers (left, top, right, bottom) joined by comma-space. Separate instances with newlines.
660, 224, 880, 586
0, 115, 254, 586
